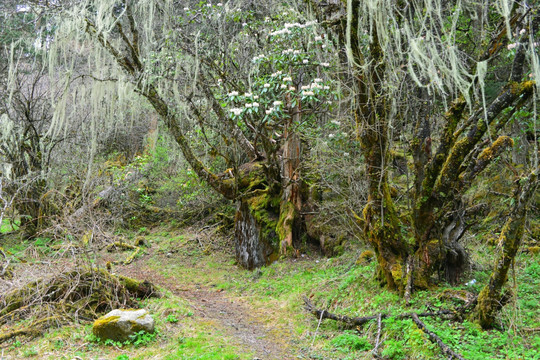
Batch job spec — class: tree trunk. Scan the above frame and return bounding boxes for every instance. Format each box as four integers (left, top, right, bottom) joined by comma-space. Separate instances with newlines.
234, 194, 280, 269
472, 169, 539, 328
278, 101, 303, 254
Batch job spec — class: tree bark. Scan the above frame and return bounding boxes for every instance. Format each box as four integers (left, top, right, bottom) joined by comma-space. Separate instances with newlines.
472, 169, 539, 328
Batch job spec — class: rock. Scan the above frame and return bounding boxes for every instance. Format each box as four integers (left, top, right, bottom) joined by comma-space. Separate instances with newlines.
92, 309, 154, 342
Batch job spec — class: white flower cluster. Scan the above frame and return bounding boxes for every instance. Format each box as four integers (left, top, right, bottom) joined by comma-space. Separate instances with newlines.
273, 101, 283, 106
314, 36, 323, 41
271, 71, 283, 77
264, 83, 271, 88
302, 90, 315, 96
245, 102, 260, 108
244, 92, 252, 97
253, 54, 265, 62
282, 49, 294, 54
228, 91, 239, 96
230, 108, 243, 116
283, 77, 292, 82
270, 21, 317, 36
270, 28, 292, 36
320, 62, 330, 67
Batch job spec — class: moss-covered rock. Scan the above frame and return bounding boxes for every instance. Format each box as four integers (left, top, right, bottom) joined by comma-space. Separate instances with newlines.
92, 309, 155, 342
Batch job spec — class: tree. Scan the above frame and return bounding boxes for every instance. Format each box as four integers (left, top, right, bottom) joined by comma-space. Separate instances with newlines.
0, 2, 59, 237
309, 0, 539, 308
46, 0, 336, 267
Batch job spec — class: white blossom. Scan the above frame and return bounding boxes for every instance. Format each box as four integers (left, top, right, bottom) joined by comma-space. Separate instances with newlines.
281, 84, 287, 89
265, 108, 273, 115
183, 7, 189, 11
230, 108, 243, 115
301, 85, 310, 90
252, 102, 259, 107
273, 100, 282, 106
314, 78, 323, 83
283, 77, 292, 82
244, 92, 252, 97
314, 36, 323, 41
289, 86, 296, 91
303, 59, 309, 64
228, 91, 239, 96
264, 83, 271, 88
302, 90, 315, 96
253, 95, 259, 99
507, 43, 517, 50
328, 133, 335, 138
245, 103, 253, 108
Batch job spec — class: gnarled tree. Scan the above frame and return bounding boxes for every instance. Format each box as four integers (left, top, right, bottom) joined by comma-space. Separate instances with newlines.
309, 0, 539, 299
46, 0, 337, 267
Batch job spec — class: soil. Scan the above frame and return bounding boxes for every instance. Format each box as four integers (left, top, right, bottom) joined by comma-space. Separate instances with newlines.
118, 244, 296, 359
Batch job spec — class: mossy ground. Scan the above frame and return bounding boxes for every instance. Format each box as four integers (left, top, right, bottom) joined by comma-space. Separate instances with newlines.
0, 223, 538, 359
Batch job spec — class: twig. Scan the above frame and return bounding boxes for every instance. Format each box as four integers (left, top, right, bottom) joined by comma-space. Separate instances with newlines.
372, 313, 383, 358
310, 304, 325, 351
411, 313, 467, 360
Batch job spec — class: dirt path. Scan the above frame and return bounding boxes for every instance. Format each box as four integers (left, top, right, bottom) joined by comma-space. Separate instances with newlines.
120, 263, 295, 360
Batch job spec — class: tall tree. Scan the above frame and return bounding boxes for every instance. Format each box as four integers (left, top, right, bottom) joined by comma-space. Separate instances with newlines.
309, 0, 539, 305
47, 0, 336, 267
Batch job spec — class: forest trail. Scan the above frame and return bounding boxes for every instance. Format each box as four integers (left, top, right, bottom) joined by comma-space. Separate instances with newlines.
118, 242, 296, 360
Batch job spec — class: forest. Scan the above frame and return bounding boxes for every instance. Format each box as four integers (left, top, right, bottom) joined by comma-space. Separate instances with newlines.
0, 0, 539, 359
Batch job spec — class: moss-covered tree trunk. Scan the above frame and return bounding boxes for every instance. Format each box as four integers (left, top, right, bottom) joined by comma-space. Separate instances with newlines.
472, 169, 539, 328
278, 98, 303, 254
354, 25, 410, 292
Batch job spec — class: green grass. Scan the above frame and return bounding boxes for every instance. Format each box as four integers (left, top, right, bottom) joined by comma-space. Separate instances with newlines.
2, 224, 539, 360
1, 218, 19, 233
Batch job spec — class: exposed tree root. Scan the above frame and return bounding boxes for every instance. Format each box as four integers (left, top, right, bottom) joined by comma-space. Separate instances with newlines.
0, 267, 159, 343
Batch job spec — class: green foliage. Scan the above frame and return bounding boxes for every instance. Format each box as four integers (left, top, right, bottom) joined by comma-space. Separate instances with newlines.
330, 331, 372, 352
116, 355, 130, 360
165, 314, 179, 323
86, 330, 157, 348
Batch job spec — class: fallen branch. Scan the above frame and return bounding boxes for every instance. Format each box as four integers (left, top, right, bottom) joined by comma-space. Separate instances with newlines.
106, 241, 143, 265
411, 313, 466, 360
372, 313, 383, 358
303, 297, 455, 327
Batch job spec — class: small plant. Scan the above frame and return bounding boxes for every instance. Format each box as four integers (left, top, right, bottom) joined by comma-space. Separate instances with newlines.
116, 354, 130, 360
330, 331, 372, 352
129, 330, 157, 347
22, 346, 38, 357
166, 313, 179, 323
